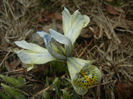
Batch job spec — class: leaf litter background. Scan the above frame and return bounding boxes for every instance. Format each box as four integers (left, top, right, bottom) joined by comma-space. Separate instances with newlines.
0, 0, 133, 99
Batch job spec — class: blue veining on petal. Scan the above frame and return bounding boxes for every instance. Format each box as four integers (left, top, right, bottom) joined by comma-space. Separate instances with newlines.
43, 34, 66, 60
49, 29, 72, 56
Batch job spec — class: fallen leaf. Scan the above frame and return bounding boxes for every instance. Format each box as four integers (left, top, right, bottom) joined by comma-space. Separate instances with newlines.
106, 5, 121, 15
38, 11, 62, 23
5, 58, 20, 71
116, 81, 133, 99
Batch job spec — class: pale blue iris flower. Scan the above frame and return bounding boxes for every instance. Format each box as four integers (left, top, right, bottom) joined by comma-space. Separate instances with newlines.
15, 8, 101, 95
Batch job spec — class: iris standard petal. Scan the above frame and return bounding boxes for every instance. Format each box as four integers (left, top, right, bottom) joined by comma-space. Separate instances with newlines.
49, 29, 72, 56
62, 7, 71, 36
62, 8, 90, 45
37, 31, 48, 38
37, 29, 72, 57
43, 34, 66, 60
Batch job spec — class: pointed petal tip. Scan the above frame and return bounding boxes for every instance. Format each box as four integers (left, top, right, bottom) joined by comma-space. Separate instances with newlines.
37, 31, 48, 38
48, 28, 54, 32
14, 40, 28, 48
63, 7, 68, 11
14, 40, 24, 44
83, 15, 90, 28
64, 7, 67, 10
62, 7, 70, 14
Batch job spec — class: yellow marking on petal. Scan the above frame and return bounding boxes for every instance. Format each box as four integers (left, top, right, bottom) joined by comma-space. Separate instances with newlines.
72, 65, 102, 95
91, 71, 96, 85
80, 70, 92, 86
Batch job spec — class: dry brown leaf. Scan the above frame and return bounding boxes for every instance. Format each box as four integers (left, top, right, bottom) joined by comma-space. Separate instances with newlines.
5, 59, 21, 71
38, 11, 62, 23
106, 5, 120, 15
116, 81, 132, 99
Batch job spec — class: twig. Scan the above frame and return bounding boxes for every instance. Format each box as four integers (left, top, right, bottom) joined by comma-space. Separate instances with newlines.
2, 68, 26, 75
30, 85, 52, 99
30, 76, 65, 99
78, 40, 92, 58
0, 49, 12, 68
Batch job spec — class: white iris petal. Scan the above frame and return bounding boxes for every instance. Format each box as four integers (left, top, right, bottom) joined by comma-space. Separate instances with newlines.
15, 50, 55, 64
15, 40, 55, 64
37, 29, 72, 59
62, 7, 90, 45
43, 34, 66, 60
67, 57, 101, 96
67, 57, 92, 80
37, 31, 48, 38
49, 29, 72, 56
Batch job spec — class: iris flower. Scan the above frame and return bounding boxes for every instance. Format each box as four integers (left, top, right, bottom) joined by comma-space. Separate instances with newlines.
15, 8, 101, 95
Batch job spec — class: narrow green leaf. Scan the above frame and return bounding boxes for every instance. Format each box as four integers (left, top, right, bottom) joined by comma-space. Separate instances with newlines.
72, 91, 78, 99
42, 91, 50, 99
52, 77, 59, 85
0, 75, 25, 88
62, 89, 70, 99
54, 84, 59, 96
0, 92, 9, 99
46, 76, 49, 87
52, 77, 60, 97
1, 83, 25, 99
